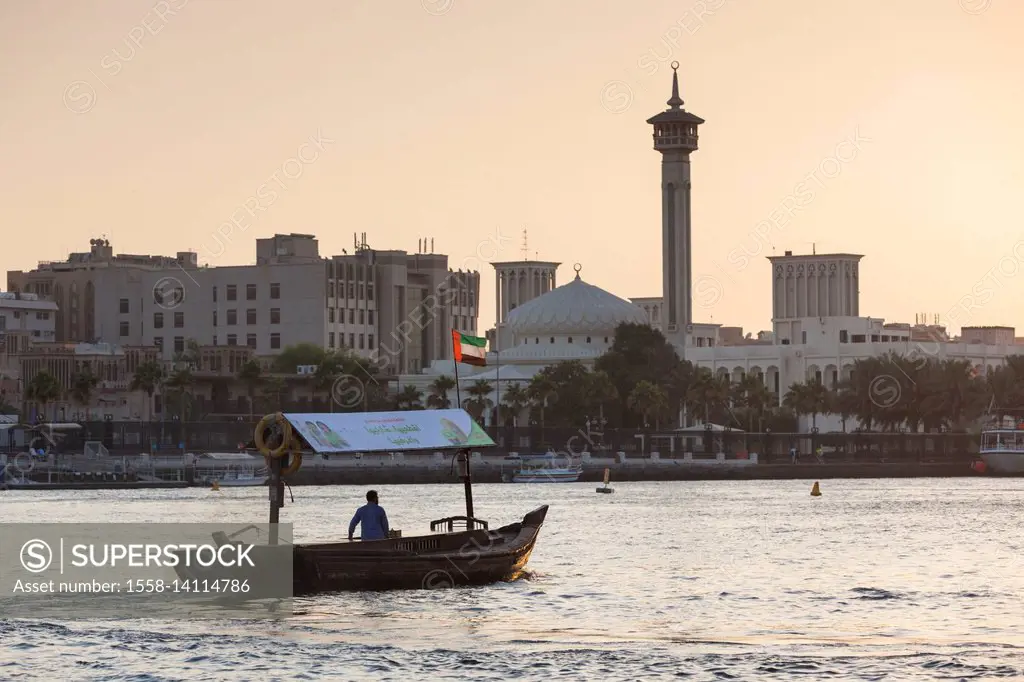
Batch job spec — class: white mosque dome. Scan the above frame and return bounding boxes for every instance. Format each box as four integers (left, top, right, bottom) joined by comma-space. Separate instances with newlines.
506, 266, 649, 336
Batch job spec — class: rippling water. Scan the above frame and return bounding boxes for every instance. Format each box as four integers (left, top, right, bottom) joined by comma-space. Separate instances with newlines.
3, 479, 1024, 680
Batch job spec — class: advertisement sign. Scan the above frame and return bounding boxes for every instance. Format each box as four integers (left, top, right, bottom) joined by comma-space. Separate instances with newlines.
283, 409, 494, 453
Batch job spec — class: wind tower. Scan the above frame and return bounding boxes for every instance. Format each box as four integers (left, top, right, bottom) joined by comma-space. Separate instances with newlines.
647, 61, 704, 351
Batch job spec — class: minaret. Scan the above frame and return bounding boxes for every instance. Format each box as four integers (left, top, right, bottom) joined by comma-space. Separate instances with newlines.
646, 61, 704, 350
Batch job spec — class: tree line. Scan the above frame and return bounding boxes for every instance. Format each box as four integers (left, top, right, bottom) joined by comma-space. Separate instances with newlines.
12, 325, 1024, 432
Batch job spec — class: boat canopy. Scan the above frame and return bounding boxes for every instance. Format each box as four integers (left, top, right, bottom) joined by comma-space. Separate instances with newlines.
280, 409, 495, 454
196, 452, 264, 460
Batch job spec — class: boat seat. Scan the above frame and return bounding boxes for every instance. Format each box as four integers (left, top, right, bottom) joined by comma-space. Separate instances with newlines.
429, 516, 488, 532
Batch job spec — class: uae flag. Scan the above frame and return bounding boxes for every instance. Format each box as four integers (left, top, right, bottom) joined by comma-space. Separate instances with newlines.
452, 330, 487, 367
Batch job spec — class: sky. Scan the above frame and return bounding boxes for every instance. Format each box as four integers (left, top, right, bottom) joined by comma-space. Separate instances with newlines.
1, 0, 1022, 337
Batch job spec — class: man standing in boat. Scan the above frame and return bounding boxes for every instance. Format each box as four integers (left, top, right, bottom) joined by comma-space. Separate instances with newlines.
349, 490, 390, 541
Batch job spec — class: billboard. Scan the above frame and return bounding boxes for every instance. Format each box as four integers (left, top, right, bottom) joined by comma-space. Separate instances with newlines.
282, 409, 494, 453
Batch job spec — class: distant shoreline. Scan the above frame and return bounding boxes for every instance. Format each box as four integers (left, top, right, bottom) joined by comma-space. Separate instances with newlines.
285, 461, 983, 485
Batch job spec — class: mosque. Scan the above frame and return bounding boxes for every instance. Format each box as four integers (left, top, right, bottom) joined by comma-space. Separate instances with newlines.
398, 64, 1019, 432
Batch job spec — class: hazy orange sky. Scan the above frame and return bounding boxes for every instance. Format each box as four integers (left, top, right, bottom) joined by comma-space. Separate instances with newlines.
2, 0, 1022, 337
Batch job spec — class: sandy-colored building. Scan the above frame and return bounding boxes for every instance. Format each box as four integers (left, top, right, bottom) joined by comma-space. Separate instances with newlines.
8, 233, 480, 375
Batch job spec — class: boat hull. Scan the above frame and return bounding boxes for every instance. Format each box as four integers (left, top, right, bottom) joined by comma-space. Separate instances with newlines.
203, 478, 267, 487
980, 452, 1024, 474
173, 505, 548, 594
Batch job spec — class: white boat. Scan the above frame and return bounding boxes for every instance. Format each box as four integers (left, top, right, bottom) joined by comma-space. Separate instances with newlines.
980, 423, 1024, 474
194, 452, 268, 487
512, 453, 583, 483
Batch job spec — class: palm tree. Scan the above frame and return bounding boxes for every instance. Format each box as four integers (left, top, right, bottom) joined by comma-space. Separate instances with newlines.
130, 360, 165, 422
164, 368, 195, 443
395, 385, 424, 410
426, 375, 455, 409
25, 371, 62, 421
581, 370, 619, 424
731, 373, 774, 431
783, 379, 831, 429
627, 380, 669, 428
527, 372, 556, 428
684, 368, 731, 425
237, 359, 262, 419
464, 379, 494, 422
500, 383, 530, 426
69, 364, 100, 419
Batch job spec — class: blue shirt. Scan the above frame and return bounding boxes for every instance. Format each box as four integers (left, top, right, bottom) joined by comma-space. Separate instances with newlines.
349, 503, 389, 540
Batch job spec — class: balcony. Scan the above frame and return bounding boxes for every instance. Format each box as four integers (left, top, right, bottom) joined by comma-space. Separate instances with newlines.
653, 134, 698, 150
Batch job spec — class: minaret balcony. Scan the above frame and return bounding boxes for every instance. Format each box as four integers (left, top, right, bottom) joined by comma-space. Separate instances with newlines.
653, 134, 699, 150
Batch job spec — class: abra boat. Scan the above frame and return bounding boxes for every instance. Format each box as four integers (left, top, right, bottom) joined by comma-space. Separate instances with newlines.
980, 420, 1024, 474
193, 452, 268, 487
175, 409, 548, 593
512, 452, 583, 483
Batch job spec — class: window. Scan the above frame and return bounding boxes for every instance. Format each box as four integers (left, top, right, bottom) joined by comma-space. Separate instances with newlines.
358, 334, 364, 349
358, 283, 365, 299
246, 309, 257, 325
348, 283, 355, 298
270, 283, 280, 299
270, 333, 281, 350
270, 308, 280, 324
328, 280, 335, 298
359, 310, 365, 325
348, 333, 354, 347
840, 330, 848, 343
832, 370, 838, 385
119, 298, 129, 314
35, 312, 49, 320
801, 331, 807, 344
568, 337, 573, 343
586, 337, 591, 343
328, 308, 335, 323
367, 283, 374, 300
213, 310, 218, 327
174, 311, 184, 328
227, 309, 237, 325
174, 336, 184, 354
154, 337, 163, 350
871, 335, 880, 342
852, 334, 866, 343
348, 309, 354, 324
368, 310, 374, 325
212, 335, 217, 346
227, 334, 237, 346
119, 321, 130, 336
226, 285, 237, 301
368, 333, 374, 348
246, 284, 257, 300
815, 370, 822, 384
328, 332, 335, 348
247, 333, 257, 349
153, 312, 164, 329
212, 286, 218, 302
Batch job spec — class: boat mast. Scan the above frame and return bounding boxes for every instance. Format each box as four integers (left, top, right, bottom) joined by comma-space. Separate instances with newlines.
458, 448, 474, 519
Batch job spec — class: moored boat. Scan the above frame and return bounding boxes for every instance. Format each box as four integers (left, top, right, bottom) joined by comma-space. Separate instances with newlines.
512, 453, 582, 483
980, 420, 1024, 474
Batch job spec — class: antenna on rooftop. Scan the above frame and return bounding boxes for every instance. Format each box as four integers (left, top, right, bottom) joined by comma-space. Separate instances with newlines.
522, 229, 529, 261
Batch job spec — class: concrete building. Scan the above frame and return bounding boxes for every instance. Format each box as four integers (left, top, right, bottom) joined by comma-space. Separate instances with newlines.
0, 292, 58, 408
960, 326, 1016, 346
489, 259, 559, 352
18, 342, 160, 421
8, 233, 480, 375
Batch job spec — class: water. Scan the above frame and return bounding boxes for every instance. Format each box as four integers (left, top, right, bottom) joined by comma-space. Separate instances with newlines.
3, 479, 1024, 680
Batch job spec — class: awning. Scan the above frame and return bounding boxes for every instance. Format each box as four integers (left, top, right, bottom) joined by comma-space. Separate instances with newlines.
280, 409, 495, 454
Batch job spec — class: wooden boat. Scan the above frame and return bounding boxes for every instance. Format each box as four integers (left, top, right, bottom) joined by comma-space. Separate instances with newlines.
512, 452, 583, 483
175, 409, 549, 594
